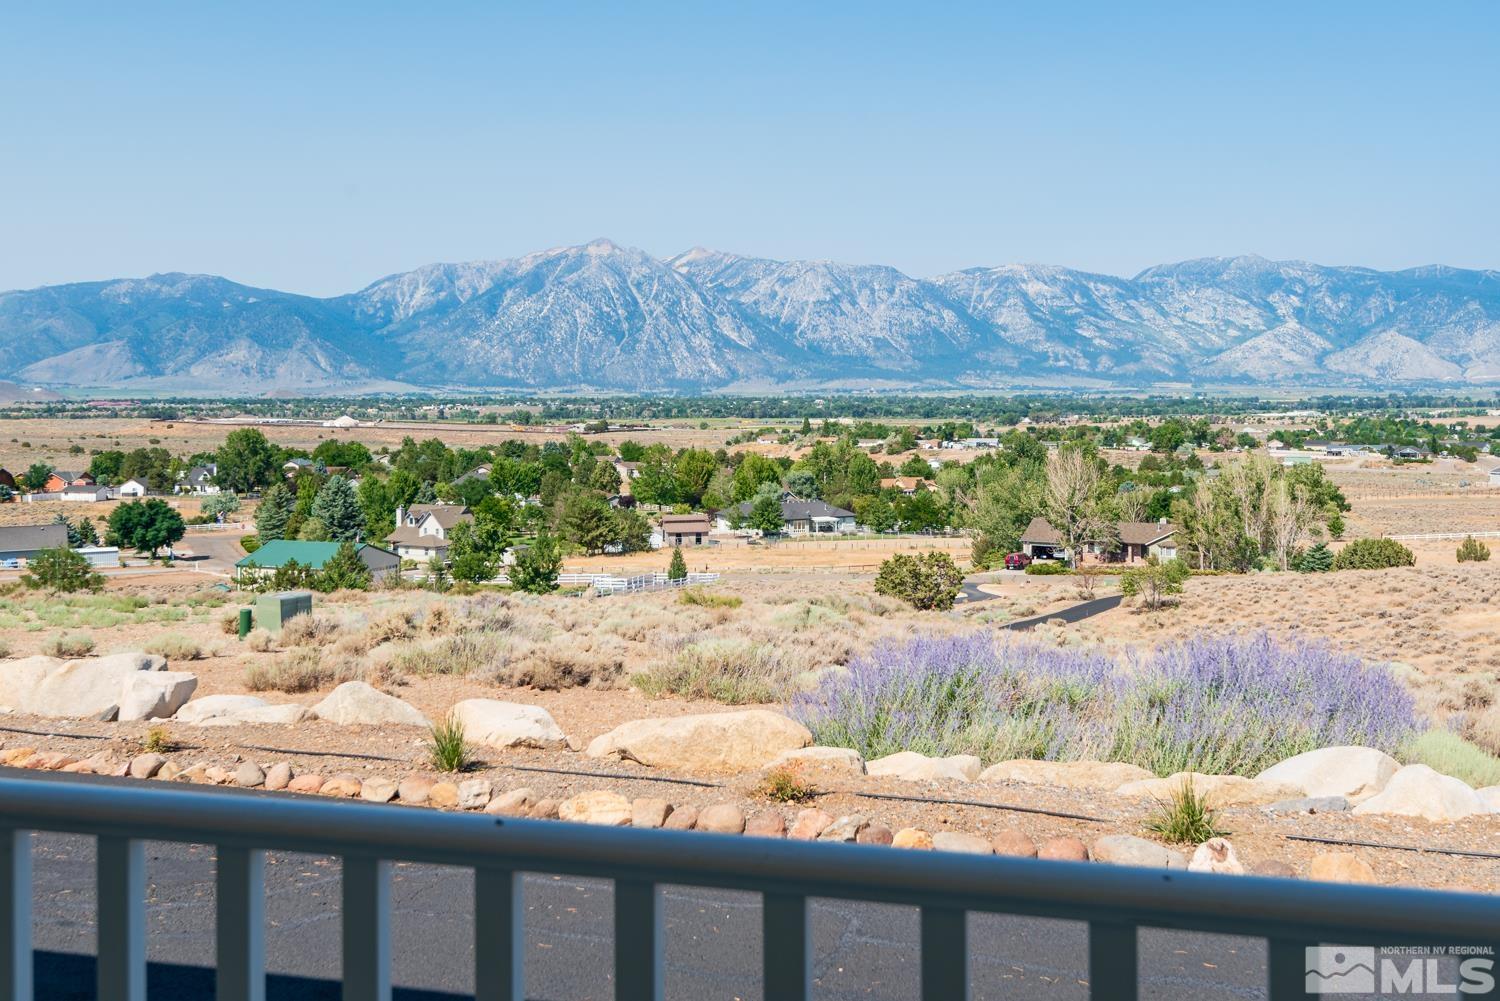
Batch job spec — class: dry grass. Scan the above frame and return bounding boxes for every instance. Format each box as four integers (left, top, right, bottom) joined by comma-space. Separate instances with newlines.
244, 648, 346, 693
144, 634, 206, 661
42, 632, 94, 657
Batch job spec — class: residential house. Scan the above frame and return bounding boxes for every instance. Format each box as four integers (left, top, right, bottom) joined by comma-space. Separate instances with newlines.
180, 464, 220, 495
657, 513, 712, 548
718, 497, 857, 535
612, 461, 641, 482
0, 523, 69, 564
1489, 467, 1500, 488
61, 484, 112, 502
880, 477, 932, 496
234, 540, 400, 584
43, 471, 92, 493
117, 478, 151, 498
282, 458, 321, 477
1020, 517, 1179, 565
453, 464, 492, 485
385, 503, 473, 562
0, 469, 15, 490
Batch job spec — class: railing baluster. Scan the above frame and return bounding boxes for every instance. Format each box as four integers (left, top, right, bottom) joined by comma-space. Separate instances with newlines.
1268, 938, 1314, 1001
763, 892, 809, 1001
96, 836, 145, 1001
614, 878, 662, 1001
342, 856, 391, 1001
0, 830, 32, 1001
216, 846, 265, 1001
474, 867, 524, 1001
1088, 921, 1137, 1001
920, 906, 967, 1000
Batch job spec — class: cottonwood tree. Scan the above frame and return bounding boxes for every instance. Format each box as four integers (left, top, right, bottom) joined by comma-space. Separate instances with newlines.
1265, 480, 1315, 571
1043, 446, 1117, 565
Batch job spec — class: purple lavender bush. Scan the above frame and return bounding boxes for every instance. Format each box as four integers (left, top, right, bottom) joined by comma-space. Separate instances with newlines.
791, 631, 1419, 776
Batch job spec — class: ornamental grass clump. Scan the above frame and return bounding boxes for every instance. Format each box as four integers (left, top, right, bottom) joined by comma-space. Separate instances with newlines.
792, 631, 1419, 777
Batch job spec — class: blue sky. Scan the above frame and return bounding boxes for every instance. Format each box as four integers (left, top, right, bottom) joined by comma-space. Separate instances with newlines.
3, 3, 1496, 295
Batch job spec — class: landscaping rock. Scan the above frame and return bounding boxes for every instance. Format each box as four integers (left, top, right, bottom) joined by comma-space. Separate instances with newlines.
631, 798, 673, 829
788, 808, 834, 841
559, 791, 632, 826
311, 682, 428, 728
320, 774, 362, 797
1188, 838, 1244, 875
697, 804, 746, 834
458, 779, 493, 810
529, 799, 560, 820
1037, 837, 1089, 862
0, 747, 36, 766
1478, 786, 1500, 811
29, 751, 75, 771
892, 828, 933, 850
174, 695, 308, 726
397, 776, 434, 804
0, 653, 166, 719
155, 761, 182, 781
663, 805, 698, 830
1264, 796, 1350, 815
205, 765, 233, 785
486, 788, 537, 816
991, 830, 1037, 858
856, 824, 893, 846
451, 699, 568, 750
428, 782, 460, 808
129, 753, 167, 779
745, 812, 787, 838
867, 751, 982, 783
933, 832, 992, 855
766, 746, 866, 775
1308, 852, 1377, 884
586, 710, 811, 774
817, 815, 868, 843
1114, 772, 1302, 808
1091, 835, 1186, 869
117, 671, 198, 722
264, 763, 293, 791
1255, 746, 1401, 803
1248, 859, 1299, 879
361, 777, 398, 803
1351, 764, 1494, 822
980, 759, 1153, 790
233, 762, 266, 788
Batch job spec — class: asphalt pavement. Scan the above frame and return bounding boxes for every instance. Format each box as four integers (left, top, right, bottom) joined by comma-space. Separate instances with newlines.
23, 831, 1280, 1000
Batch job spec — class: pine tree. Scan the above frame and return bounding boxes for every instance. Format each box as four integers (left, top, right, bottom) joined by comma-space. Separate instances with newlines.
255, 483, 294, 540
319, 541, 372, 591
311, 476, 363, 542
667, 546, 687, 580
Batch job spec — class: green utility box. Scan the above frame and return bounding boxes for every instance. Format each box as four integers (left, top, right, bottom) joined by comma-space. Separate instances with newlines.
253, 591, 313, 633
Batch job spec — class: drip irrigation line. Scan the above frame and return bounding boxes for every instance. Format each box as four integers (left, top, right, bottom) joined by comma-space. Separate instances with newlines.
499, 763, 723, 788
0, 725, 111, 742
1284, 833, 1500, 861
825, 787, 1113, 824
241, 744, 406, 763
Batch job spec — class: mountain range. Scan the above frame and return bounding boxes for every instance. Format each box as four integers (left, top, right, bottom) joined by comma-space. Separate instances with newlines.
2, 239, 1497, 393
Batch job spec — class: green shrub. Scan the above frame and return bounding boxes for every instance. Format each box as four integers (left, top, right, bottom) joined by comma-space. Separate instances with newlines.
1457, 536, 1492, 563
142, 726, 173, 754
1023, 561, 1069, 576
42, 632, 95, 657
1119, 558, 1190, 610
873, 551, 963, 610
1292, 542, 1334, 573
1404, 729, 1500, 788
1333, 537, 1415, 571
632, 639, 789, 704
426, 714, 472, 773
239, 534, 262, 554
758, 764, 816, 804
509, 532, 562, 594
21, 548, 104, 593
1144, 782, 1227, 845
678, 588, 741, 608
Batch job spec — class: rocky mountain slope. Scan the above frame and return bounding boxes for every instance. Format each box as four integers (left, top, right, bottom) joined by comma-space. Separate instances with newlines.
2, 241, 1496, 392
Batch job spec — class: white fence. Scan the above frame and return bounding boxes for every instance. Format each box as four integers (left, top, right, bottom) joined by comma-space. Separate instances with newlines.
1385, 530, 1500, 541
556, 571, 720, 594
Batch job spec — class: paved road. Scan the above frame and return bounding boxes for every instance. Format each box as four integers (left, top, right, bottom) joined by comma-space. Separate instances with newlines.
1002, 594, 1123, 631
22, 823, 1277, 1000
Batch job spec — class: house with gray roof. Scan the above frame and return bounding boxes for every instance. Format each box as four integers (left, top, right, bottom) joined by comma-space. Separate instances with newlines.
717, 497, 857, 536
1021, 517, 1178, 565
0, 523, 69, 564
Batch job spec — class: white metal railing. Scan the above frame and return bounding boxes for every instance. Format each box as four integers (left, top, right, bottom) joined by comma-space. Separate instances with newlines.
0, 776, 1498, 1000
556, 571, 720, 594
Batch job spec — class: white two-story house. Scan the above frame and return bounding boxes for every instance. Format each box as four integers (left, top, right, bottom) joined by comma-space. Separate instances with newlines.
385, 503, 473, 563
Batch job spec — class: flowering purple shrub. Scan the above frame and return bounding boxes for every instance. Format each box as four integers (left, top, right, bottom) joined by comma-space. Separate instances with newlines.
791, 631, 1419, 776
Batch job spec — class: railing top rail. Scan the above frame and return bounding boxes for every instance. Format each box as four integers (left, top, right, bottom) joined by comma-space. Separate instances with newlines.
1, 774, 1497, 947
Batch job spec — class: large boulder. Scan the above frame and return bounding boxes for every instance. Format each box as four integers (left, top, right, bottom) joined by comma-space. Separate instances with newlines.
585, 710, 810, 774
174, 695, 309, 726
451, 700, 567, 750
0, 652, 167, 719
1114, 772, 1302, 808
980, 759, 1152, 790
117, 671, 198, 722
1351, 764, 1494, 822
866, 751, 981, 783
311, 682, 428, 728
1255, 746, 1400, 803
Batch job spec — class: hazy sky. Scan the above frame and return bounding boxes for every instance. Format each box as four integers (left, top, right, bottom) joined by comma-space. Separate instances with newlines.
3, 3, 1496, 296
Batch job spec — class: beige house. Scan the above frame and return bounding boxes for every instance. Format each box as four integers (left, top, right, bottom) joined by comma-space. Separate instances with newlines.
1020, 517, 1179, 565
658, 513, 712, 547
385, 503, 473, 562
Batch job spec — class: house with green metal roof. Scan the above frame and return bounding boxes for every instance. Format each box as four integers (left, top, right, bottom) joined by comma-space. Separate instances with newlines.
235, 540, 400, 583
